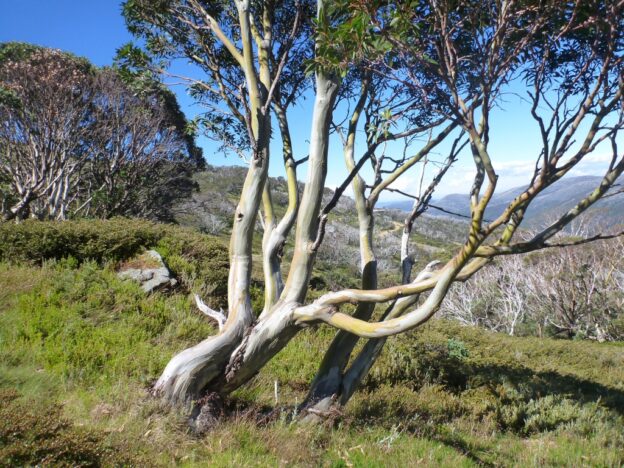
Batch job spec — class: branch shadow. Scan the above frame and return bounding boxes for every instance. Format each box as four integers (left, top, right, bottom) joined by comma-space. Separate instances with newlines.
349, 354, 624, 465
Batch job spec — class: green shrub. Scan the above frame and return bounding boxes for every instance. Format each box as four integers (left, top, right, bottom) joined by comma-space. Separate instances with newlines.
0, 218, 160, 264
0, 261, 216, 387
155, 229, 229, 309
0, 218, 229, 307
447, 338, 469, 360
349, 384, 465, 429
492, 392, 624, 437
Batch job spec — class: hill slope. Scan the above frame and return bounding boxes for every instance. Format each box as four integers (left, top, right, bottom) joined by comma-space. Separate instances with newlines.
172, 166, 468, 284
1, 222, 623, 466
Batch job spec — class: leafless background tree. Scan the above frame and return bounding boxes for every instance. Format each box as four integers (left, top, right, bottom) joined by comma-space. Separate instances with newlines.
443, 238, 624, 341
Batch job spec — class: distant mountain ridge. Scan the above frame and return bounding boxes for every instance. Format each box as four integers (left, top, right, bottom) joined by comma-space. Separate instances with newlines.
379, 175, 624, 229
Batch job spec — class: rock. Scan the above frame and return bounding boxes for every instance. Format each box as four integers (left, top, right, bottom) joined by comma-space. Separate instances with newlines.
117, 250, 177, 293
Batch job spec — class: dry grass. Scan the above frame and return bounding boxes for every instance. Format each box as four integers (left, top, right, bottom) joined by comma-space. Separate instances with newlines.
0, 264, 45, 310
118, 251, 163, 270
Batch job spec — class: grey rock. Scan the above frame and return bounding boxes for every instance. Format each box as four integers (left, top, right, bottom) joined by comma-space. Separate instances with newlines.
117, 250, 177, 293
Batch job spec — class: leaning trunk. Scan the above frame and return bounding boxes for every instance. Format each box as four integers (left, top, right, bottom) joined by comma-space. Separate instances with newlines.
221, 69, 340, 394
153, 66, 339, 407
303, 80, 378, 415
152, 138, 269, 404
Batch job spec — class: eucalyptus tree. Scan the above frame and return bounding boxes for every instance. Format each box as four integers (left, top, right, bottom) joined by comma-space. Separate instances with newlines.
0, 42, 200, 221
122, 0, 624, 426
304, 0, 624, 414
80, 68, 203, 220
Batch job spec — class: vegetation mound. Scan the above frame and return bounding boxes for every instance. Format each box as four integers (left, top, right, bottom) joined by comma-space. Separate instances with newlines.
0, 218, 228, 307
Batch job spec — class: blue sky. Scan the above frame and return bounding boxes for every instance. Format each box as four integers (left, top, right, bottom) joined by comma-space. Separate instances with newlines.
0, 1, 613, 200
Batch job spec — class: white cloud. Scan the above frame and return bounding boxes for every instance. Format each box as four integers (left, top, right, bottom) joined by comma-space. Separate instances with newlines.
493, 160, 537, 175
582, 152, 613, 164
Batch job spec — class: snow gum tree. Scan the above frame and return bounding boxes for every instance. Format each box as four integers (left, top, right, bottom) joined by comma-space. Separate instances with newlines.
121, 0, 624, 425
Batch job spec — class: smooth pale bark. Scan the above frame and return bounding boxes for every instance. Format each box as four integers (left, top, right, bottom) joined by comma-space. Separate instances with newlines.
302, 128, 461, 414
400, 229, 414, 285
260, 104, 299, 317
337, 263, 439, 404
281, 72, 340, 304
302, 262, 437, 418
304, 78, 377, 411
300, 185, 493, 415
153, 139, 270, 404
221, 68, 341, 393
151, 0, 343, 408
303, 194, 376, 412
152, 0, 271, 405
309, 201, 519, 410
153, 64, 339, 405
294, 126, 497, 339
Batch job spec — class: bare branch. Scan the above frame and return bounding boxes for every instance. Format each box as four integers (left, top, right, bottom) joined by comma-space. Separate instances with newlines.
195, 294, 227, 331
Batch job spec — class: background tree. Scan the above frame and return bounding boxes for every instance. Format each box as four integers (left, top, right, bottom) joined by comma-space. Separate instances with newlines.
122, 0, 623, 429
442, 239, 624, 341
0, 42, 202, 221
79, 68, 203, 220
0, 44, 94, 220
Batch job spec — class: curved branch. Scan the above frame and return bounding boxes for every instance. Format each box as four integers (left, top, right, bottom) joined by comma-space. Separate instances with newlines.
195, 294, 226, 331
295, 266, 460, 338
294, 256, 488, 323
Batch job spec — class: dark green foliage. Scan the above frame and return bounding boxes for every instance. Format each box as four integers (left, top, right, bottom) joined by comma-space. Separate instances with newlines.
313, 1, 394, 76
446, 338, 469, 360
0, 85, 20, 109
155, 227, 229, 308
0, 218, 161, 264
0, 389, 132, 467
